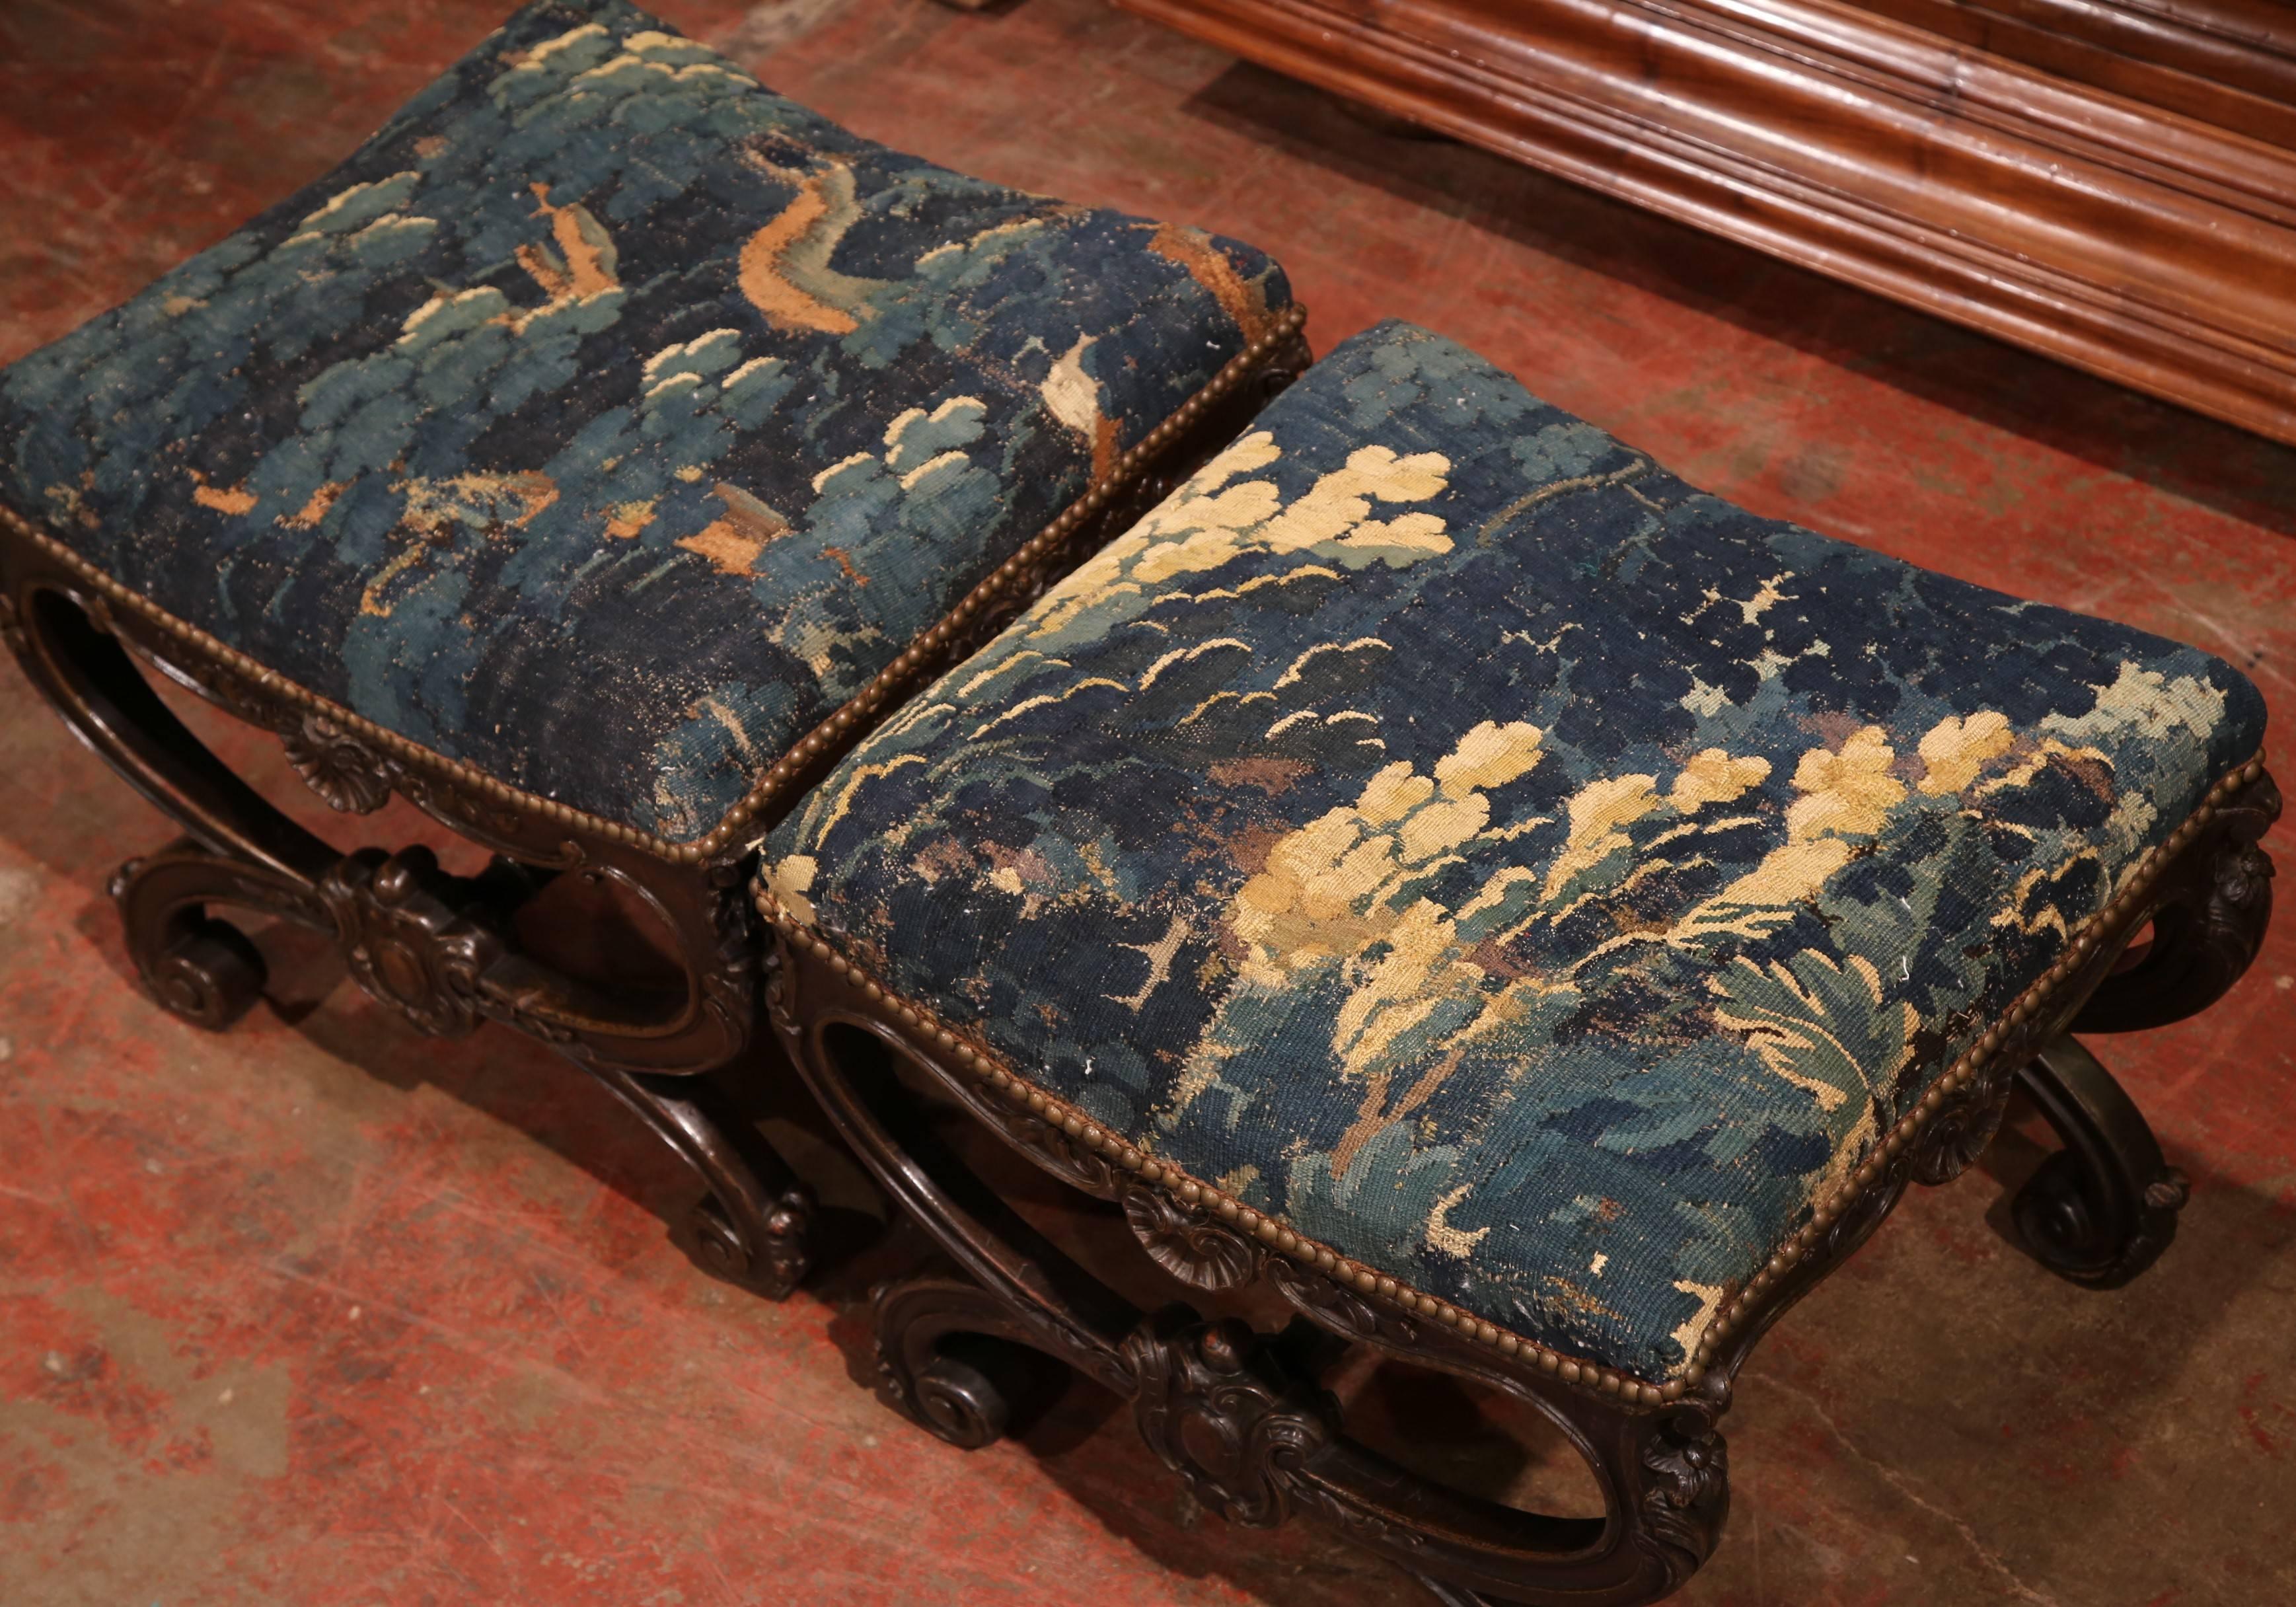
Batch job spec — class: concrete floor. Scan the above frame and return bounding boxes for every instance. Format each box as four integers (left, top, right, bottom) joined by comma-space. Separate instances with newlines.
4, 1, 2295, 1602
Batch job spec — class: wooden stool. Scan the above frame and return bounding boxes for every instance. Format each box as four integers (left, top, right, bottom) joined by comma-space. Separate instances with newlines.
0, 0, 1306, 1301
756, 320, 2276, 1604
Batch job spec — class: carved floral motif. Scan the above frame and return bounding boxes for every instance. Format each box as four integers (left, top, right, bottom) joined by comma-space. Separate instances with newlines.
317, 846, 503, 1035
1909, 1053, 2021, 1187
1633, 1409, 1730, 1585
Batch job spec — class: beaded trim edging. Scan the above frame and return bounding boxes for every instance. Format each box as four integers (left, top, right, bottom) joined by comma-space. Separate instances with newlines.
0, 302, 1308, 867
755, 749, 2265, 1405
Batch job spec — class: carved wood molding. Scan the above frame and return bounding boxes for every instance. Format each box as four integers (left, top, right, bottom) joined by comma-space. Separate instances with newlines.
774, 960, 1729, 1601
1118, 0, 2296, 442
1849, 0, 2296, 151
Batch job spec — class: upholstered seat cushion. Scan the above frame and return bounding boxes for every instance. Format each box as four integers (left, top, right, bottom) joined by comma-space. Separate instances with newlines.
0, 0, 1290, 844
762, 320, 2266, 1382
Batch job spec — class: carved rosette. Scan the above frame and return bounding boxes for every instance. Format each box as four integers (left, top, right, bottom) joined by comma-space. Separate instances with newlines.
282, 712, 393, 813
1909, 1051, 2021, 1187
2219, 841, 2274, 909
1123, 1311, 1337, 1528
1119, 1185, 1429, 1351
317, 846, 504, 1036
2202, 795, 2276, 965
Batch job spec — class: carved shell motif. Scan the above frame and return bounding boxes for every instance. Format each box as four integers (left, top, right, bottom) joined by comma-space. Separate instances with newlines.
1124, 1185, 1259, 1290
283, 712, 393, 814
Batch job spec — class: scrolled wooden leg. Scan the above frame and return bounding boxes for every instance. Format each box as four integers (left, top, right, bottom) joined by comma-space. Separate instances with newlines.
139, 915, 269, 1031
109, 837, 332, 1031
592, 1066, 814, 1299
2010, 1035, 2188, 1289
873, 1272, 1053, 1449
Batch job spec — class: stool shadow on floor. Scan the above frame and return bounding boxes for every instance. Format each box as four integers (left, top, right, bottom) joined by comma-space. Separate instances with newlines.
52, 874, 889, 1289
1719, 1116, 2296, 1604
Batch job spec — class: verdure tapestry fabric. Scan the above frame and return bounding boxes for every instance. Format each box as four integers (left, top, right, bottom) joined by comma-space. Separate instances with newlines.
766, 320, 2266, 1380
0, 0, 1290, 840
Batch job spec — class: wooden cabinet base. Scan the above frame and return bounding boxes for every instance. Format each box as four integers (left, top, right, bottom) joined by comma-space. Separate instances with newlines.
1115, 0, 2296, 445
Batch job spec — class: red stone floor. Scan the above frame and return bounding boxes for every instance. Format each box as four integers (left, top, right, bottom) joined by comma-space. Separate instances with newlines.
4, 1, 2294, 1602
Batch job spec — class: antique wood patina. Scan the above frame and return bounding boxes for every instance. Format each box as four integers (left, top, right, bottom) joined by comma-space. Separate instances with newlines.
1110, 0, 2296, 445
755, 757, 2275, 1604
0, 311, 1308, 1297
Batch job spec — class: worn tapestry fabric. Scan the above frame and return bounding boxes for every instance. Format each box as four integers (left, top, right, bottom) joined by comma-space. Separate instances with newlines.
766, 320, 2268, 1382
0, 0, 1290, 842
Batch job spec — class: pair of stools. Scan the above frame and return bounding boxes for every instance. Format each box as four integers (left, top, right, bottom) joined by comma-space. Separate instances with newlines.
1, 3, 2276, 1602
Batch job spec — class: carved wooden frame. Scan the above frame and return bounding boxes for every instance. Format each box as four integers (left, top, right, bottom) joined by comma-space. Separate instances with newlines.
755, 756, 2274, 1604
0, 311, 1312, 1300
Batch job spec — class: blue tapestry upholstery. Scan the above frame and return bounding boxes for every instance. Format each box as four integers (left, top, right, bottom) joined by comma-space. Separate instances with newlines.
765, 320, 2268, 1383
0, 0, 1290, 842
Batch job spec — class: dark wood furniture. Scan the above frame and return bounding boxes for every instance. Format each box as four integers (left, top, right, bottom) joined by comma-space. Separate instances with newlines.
756, 760, 2277, 1604
0, 317, 1306, 1304
1114, 0, 2296, 445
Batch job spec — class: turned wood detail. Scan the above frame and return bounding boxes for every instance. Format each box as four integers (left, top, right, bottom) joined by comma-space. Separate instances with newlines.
1117, 0, 2296, 443
2009, 1037, 2192, 1289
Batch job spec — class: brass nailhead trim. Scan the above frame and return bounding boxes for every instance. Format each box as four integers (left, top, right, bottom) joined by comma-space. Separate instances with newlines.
0, 303, 1309, 868
755, 749, 2262, 1403
1681, 747, 2269, 1384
